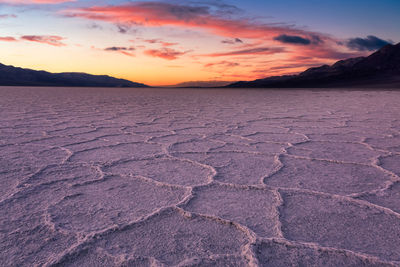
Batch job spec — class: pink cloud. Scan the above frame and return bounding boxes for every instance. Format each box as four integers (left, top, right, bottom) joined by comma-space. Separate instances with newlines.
294, 46, 365, 60
143, 39, 178, 47
0, 0, 74, 4
0, 36, 18, 42
58, 1, 366, 79
62, 2, 355, 63
0, 14, 17, 18
21, 35, 66, 46
204, 47, 285, 57
204, 61, 240, 68
144, 48, 187, 60
132, 38, 179, 48
119, 51, 135, 57
63, 2, 321, 40
160, 42, 178, 47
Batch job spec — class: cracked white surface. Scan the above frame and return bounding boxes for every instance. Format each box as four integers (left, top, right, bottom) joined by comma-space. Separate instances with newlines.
1, 87, 400, 266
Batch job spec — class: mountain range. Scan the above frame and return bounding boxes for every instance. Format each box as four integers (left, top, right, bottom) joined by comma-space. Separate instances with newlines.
228, 42, 400, 88
165, 81, 232, 88
0, 63, 148, 87
1, 42, 399, 88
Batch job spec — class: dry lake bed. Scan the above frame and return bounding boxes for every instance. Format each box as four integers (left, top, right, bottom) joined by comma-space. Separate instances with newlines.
1, 87, 400, 266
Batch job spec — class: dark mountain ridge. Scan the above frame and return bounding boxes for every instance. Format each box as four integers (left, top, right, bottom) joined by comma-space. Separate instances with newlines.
0, 63, 148, 87
228, 42, 400, 88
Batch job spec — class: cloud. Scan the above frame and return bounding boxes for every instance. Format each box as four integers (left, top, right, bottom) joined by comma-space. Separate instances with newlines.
346, 35, 392, 51
144, 47, 187, 60
58, 0, 372, 77
143, 39, 159, 44
204, 60, 240, 68
114, 24, 138, 34
221, 38, 243, 44
62, 1, 360, 65
63, 2, 323, 40
204, 47, 285, 57
87, 23, 103, 30
29, 0, 72, 2
160, 42, 178, 47
295, 46, 361, 60
310, 35, 324, 45
189, 0, 242, 16
269, 62, 325, 71
0, 0, 74, 4
274, 34, 311, 45
21, 35, 66, 46
0, 36, 17, 42
104, 46, 135, 57
104, 46, 134, 51
0, 14, 17, 18
143, 39, 178, 47
116, 24, 129, 34
0, 35, 70, 47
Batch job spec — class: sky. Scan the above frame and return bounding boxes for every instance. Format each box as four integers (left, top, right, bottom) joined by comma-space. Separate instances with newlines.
0, 0, 399, 86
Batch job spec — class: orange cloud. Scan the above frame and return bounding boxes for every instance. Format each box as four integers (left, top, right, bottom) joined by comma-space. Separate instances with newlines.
21, 35, 66, 46
63, 2, 323, 40
160, 42, 178, 47
144, 48, 187, 60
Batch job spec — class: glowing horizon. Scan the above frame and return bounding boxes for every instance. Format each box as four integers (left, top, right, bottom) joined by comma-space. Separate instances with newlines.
0, 0, 399, 86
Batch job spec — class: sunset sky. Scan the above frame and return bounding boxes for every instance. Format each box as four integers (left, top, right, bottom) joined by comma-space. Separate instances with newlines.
0, 0, 399, 86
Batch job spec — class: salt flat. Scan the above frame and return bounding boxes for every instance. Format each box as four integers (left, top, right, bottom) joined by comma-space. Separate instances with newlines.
1, 87, 400, 266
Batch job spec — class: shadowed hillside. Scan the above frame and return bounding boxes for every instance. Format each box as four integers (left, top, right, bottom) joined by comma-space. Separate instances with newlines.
0, 63, 148, 87
228, 43, 400, 88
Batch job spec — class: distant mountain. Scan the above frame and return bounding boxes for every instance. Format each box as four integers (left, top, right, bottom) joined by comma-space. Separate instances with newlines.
228, 42, 400, 88
166, 81, 233, 88
0, 63, 148, 87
